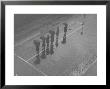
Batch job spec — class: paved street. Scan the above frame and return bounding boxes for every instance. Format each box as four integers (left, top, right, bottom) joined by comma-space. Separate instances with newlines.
14, 14, 97, 76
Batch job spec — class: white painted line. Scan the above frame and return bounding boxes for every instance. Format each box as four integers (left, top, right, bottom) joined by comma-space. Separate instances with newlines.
15, 32, 41, 47
67, 58, 97, 76
14, 54, 48, 76
80, 59, 97, 76
66, 26, 82, 38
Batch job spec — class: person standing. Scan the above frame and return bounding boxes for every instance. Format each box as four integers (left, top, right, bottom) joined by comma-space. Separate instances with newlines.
55, 27, 59, 48
40, 36, 46, 59
46, 34, 50, 55
33, 40, 41, 65
49, 30, 55, 55
81, 14, 86, 35
81, 21, 84, 35
61, 22, 68, 44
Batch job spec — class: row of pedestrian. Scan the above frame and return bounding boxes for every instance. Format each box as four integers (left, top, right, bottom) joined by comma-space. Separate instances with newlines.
32, 14, 86, 66
33, 22, 69, 65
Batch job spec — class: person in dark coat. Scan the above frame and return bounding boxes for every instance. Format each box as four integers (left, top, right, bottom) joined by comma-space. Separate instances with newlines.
55, 27, 59, 47
63, 23, 68, 33
49, 30, 55, 55
40, 36, 46, 59
49, 30, 55, 43
61, 22, 68, 44
33, 40, 41, 65
81, 14, 86, 35
46, 34, 50, 55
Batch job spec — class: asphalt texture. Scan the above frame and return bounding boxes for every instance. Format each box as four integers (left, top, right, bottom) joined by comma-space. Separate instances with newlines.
14, 14, 97, 76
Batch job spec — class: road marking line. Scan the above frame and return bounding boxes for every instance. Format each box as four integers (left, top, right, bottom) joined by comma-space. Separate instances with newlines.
15, 32, 41, 47
79, 58, 97, 76
63, 58, 97, 76
14, 54, 48, 76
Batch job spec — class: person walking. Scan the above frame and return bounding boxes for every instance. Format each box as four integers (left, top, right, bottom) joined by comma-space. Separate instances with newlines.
55, 26, 59, 47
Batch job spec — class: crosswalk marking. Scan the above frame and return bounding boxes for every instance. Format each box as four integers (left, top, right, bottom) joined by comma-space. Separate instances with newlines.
14, 54, 48, 76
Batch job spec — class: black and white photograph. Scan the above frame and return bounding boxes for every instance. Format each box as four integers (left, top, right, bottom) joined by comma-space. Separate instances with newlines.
14, 14, 97, 76
2, 2, 107, 86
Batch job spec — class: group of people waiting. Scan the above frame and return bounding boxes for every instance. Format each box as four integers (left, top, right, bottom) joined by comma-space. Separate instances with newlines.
33, 20, 85, 65
33, 22, 69, 65
32, 15, 86, 66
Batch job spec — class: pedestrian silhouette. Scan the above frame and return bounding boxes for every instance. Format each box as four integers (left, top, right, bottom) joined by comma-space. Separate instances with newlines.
50, 44, 54, 55
49, 30, 55, 55
46, 34, 50, 55
63, 23, 68, 33
81, 22, 84, 35
61, 23, 68, 44
40, 36, 46, 59
62, 33, 66, 44
49, 30, 55, 43
55, 27, 59, 47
